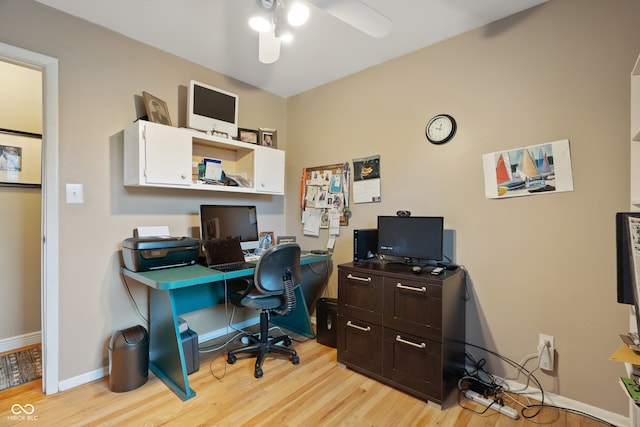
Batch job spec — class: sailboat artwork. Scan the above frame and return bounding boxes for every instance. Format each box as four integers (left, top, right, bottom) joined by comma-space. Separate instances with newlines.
482, 139, 574, 199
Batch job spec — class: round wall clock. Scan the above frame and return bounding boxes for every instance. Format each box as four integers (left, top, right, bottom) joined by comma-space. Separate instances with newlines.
425, 114, 457, 144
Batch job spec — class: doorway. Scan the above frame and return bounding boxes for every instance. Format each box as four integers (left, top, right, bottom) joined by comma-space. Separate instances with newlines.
0, 42, 60, 394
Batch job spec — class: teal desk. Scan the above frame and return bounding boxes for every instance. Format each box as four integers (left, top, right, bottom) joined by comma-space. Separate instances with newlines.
120, 252, 331, 401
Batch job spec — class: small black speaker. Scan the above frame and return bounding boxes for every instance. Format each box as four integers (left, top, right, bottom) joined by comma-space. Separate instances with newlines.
616, 212, 640, 304
354, 228, 378, 262
316, 298, 337, 348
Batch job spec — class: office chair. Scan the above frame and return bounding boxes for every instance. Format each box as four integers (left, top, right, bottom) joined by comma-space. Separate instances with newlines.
227, 243, 302, 378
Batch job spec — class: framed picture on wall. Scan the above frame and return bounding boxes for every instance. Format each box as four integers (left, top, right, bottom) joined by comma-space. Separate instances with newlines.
0, 130, 42, 188
259, 128, 277, 148
142, 91, 172, 126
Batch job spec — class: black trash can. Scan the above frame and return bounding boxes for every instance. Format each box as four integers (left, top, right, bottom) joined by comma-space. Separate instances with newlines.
316, 298, 338, 348
109, 325, 149, 392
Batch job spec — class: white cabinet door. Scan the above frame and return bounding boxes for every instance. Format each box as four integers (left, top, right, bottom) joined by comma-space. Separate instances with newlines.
254, 145, 285, 194
143, 122, 192, 186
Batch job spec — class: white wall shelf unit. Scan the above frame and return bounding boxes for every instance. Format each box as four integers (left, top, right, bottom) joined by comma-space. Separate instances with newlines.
123, 120, 284, 195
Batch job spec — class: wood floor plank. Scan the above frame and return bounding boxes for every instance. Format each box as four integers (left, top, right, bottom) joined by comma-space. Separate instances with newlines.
0, 339, 613, 426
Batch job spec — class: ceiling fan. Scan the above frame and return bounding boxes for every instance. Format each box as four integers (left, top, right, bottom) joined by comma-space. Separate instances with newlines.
249, 0, 392, 64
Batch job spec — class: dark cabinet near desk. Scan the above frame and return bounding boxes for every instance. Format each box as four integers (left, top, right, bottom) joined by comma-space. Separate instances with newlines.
337, 262, 465, 405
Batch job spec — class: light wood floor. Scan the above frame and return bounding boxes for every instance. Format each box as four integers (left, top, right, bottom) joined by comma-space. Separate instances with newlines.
0, 338, 612, 426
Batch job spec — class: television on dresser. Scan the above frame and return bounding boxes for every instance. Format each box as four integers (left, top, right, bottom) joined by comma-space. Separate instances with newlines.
187, 80, 238, 138
377, 215, 444, 263
200, 205, 259, 251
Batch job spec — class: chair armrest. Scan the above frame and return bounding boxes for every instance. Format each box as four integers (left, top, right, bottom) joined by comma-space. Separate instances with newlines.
228, 277, 255, 300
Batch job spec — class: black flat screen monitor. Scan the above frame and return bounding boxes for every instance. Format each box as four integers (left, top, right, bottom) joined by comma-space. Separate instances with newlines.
199, 205, 259, 250
616, 212, 640, 305
377, 216, 444, 262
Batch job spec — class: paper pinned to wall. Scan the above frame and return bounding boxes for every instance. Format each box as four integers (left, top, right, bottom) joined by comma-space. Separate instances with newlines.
329, 210, 341, 235
303, 208, 321, 236
353, 155, 381, 204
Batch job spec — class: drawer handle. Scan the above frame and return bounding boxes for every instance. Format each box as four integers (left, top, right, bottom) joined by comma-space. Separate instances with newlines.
347, 320, 371, 332
396, 335, 426, 349
347, 274, 372, 283
396, 283, 427, 293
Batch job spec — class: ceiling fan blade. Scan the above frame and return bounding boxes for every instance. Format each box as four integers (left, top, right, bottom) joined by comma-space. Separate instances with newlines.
259, 29, 281, 64
308, 0, 392, 38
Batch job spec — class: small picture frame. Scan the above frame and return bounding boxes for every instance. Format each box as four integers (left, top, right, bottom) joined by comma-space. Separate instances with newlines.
238, 128, 259, 144
259, 128, 277, 148
277, 235, 297, 245
142, 91, 172, 126
259, 231, 276, 246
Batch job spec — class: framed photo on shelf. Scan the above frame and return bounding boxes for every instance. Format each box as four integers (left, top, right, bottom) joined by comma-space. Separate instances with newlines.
142, 91, 172, 126
259, 231, 276, 246
237, 128, 259, 144
277, 235, 296, 245
0, 130, 42, 188
259, 128, 277, 148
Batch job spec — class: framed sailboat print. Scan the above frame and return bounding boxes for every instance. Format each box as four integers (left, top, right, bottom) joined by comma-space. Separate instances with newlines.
482, 139, 574, 199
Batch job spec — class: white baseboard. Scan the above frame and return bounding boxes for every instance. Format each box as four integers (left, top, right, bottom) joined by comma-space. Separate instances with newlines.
497, 378, 629, 427
196, 318, 259, 343
59, 366, 108, 392
0, 331, 41, 353
58, 320, 260, 392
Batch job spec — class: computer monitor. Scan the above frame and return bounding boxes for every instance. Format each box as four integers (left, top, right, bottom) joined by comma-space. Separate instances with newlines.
187, 80, 238, 138
199, 205, 259, 251
377, 216, 444, 263
616, 212, 640, 305
618, 212, 640, 338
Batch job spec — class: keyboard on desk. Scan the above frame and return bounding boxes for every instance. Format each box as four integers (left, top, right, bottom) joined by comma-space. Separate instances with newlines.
209, 261, 256, 272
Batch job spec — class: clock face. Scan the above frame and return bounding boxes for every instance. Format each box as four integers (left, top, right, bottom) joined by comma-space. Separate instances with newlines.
426, 114, 456, 144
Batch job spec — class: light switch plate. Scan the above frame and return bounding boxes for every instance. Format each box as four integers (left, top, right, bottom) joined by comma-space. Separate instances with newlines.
66, 183, 83, 204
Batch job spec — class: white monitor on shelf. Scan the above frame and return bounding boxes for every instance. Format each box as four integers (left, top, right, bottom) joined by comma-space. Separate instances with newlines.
187, 80, 238, 138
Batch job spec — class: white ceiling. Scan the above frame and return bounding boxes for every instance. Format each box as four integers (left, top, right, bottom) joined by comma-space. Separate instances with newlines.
35, 0, 547, 98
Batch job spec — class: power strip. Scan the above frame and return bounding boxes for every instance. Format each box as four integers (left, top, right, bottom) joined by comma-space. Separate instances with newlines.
463, 390, 520, 419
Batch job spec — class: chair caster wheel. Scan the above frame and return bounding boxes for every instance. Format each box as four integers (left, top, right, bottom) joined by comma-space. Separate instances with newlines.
254, 367, 263, 378
284, 336, 292, 346
227, 354, 237, 364
292, 355, 300, 365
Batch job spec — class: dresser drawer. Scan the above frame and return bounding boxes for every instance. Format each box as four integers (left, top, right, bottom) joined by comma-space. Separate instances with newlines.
337, 314, 383, 375
383, 277, 442, 341
338, 268, 383, 324
382, 327, 443, 401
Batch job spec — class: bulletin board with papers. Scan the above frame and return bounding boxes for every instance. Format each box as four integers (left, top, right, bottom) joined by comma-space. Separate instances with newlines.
300, 163, 349, 237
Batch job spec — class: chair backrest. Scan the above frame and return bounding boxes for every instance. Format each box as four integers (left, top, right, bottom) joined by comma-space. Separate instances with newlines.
254, 243, 301, 295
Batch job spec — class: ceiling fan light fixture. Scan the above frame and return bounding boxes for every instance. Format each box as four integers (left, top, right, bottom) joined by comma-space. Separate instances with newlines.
278, 30, 294, 43
249, 16, 272, 32
287, 3, 309, 27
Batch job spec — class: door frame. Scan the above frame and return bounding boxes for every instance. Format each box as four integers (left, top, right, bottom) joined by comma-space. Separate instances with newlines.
0, 42, 60, 394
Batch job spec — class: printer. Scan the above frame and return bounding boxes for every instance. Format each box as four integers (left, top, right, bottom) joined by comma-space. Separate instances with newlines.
122, 236, 199, 272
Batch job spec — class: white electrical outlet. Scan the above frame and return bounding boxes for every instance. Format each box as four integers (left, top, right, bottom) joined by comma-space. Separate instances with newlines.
537, 333, 555, 371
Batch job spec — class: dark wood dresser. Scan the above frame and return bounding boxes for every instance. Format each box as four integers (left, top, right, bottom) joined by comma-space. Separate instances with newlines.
337, 261, 466, 405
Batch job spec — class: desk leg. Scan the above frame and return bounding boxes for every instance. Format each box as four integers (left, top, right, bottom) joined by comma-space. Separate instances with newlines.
149, 288, 196, 401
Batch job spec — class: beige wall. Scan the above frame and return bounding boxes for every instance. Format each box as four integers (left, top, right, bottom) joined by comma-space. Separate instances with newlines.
0, 61, 42, 340
0, 0, 287, 380
1, 0, 639, 418
286, 0, 640, 416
